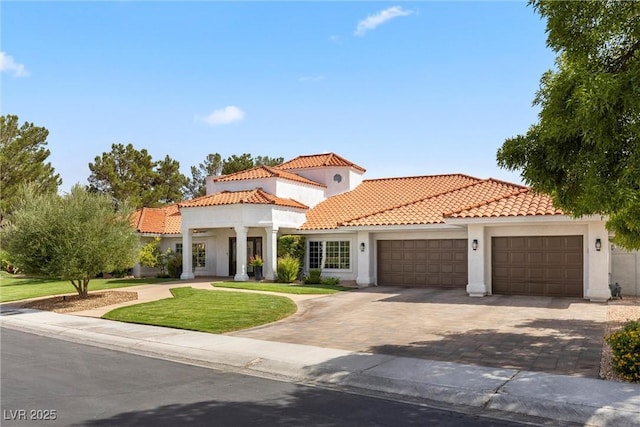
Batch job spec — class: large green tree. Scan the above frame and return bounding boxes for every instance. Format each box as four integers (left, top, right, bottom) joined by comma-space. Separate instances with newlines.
2, 185, 139, 298
88, 143, 187, 208
154, 155, 188, 204
0, 115, 61, 223
222, 153, 256, 175
497, 1, 640, 248
185, 153, 223, 199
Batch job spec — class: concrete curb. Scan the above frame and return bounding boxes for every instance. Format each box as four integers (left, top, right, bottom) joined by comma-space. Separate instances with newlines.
2, 309, 639, 427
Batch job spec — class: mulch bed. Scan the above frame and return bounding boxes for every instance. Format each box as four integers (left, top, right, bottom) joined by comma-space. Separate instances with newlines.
20, 291, 138, 313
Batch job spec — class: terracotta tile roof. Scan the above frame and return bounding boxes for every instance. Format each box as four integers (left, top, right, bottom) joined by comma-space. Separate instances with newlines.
300, 174, 485, 230
342, 180, 526, 227
179, 188, 308, 209
132, 204, 181, 235
276, 153, 366, 173
446, 189, 564, 219
213, 166, 325, 188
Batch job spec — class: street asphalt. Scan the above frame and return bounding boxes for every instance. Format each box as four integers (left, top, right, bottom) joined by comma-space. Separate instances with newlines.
1, 308, 638, 427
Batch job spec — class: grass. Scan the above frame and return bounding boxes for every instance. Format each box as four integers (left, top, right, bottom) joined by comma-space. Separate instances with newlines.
103, 287, 297, 333
212, 281, 352, 294
0, 275, 175, 303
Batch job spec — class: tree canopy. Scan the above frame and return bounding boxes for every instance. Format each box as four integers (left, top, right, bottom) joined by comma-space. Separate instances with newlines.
88, 143, 187, 209
0, 115, 61, 223
497, 1, 640, 248
185, 153, 223, 199
2, 185, 139, 298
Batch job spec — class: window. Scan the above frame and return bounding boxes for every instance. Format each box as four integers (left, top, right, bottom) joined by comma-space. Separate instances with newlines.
309, 240, 350, 270
325, 241, 350, 269
309, 242, 323, 269
175, 243, 206, 268
193, 243, 206, 268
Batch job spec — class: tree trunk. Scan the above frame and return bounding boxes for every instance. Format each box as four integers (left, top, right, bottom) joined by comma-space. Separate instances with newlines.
70, 279, 91, 298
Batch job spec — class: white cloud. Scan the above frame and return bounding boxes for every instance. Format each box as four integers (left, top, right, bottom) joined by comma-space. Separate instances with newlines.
0, 52, 30, 77
354, 6, 413, 37
198, 106, 245, 126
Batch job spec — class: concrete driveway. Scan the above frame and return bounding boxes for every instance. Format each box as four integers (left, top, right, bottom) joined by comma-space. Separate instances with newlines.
230, 287, 609, 378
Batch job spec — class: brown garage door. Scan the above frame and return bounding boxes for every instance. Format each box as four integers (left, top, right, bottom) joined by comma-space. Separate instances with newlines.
492, 236, 583, 297
378, 239, 467, 287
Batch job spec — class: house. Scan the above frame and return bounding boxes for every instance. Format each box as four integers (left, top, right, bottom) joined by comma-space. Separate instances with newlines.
132, 152, 639, 301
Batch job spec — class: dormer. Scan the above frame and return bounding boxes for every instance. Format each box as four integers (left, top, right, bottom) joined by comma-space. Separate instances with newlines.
205, 165, 326, 208
275, 153, 366, 197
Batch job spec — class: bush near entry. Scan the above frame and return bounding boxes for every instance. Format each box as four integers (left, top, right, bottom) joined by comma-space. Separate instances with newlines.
605, 320, 640, 382
303, 268, 340, 286
276, 255, 299, 283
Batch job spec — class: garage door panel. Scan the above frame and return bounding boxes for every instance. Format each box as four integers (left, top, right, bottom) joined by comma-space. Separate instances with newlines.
546, 283, 565, 296
565, 236, 582, 249
528, 252, 544, 263
492, 236, 583, 297
566, 253, 582, 264
511, 253, 526, 264
378, 239, 467, 287
566, 268, 582, 280
494, 252, 509, 264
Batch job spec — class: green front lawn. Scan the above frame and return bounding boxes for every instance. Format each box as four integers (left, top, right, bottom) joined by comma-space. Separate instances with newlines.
212, 282, 352, 294
0, 276, 175, 303
103, 287, 297, 333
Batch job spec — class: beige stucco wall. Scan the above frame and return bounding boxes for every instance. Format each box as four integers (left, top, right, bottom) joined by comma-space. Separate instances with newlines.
610, 244, 640, 297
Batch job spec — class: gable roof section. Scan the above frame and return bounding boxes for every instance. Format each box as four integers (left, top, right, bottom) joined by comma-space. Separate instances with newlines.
132, 204, 181, 235
300, 174, 484, 230
213, 165, 325, 188
179, 188, 308, 209
276, 153, 366, 173
446, 189, 563, 219
342, 180, 527, 227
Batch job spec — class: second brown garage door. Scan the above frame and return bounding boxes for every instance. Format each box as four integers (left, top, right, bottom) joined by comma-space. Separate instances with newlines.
492, 236, 583, 297
378, 239, 467, 287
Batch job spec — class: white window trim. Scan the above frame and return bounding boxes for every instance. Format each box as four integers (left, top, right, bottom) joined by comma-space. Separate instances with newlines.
176, 242, 206, 269
308, 238, 353, 272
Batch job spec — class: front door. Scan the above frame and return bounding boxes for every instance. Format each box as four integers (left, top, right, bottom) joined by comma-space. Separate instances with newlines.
229, 237, 263, 277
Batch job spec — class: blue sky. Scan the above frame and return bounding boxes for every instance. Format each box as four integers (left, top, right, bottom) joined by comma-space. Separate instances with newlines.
2, 1, 555, 193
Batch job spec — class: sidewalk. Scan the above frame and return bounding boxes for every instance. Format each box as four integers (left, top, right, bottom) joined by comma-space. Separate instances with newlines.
1, 308, 638, 427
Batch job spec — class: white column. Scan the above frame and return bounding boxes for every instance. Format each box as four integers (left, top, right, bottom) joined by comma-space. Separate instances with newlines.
466, 224, 487, 297
356, 231, 373, 287
180, 228, 194, 280
586, 221, 610, 301
234, 226, 249, 281
265, 226, 278, 281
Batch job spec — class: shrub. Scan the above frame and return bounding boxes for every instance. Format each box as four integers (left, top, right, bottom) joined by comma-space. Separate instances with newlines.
276, 255, 299, 283
277, 235, 305, 262
0, 250, 19, 274
605, 320, 640, 382
166, 251, 183, 279
139, 238, 162, 269
321, 277, 340, 286
303, 268, 322, 285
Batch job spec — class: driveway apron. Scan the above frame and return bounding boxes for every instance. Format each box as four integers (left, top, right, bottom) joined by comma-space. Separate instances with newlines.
230, 287, 608, 378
